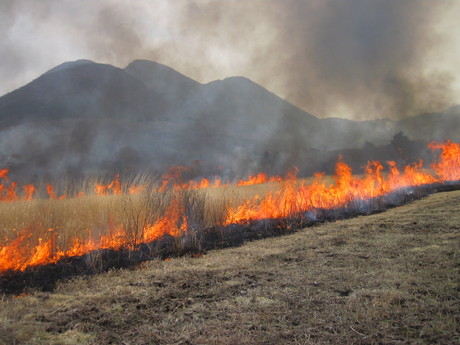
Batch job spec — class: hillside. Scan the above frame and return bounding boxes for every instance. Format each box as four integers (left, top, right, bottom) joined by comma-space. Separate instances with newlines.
0, 60, 166, 126
1, 190, 458, 344
0, 59, 459, 180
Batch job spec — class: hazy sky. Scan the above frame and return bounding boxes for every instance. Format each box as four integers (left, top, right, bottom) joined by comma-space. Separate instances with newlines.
1, 0, 460, 120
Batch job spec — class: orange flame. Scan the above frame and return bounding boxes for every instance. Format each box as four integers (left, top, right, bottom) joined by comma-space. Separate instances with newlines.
143, 195, 188, 241
0, 169, 9, 180
22, 184, 36, 201
223, 143, 451, 225
46, 184, 66, 200
96, 174, 122, 196
0, 141, 459, 273
236, 173, 283, 186
429, 140, 460, 181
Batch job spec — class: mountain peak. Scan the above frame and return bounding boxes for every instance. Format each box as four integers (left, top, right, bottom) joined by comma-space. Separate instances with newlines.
124, 60, 200, 106
44, 59, 96, 75
124, 59, 200, 88
125, 59, 173, 71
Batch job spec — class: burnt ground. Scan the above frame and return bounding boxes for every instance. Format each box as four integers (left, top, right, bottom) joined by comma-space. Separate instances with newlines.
1, 190, 459, 344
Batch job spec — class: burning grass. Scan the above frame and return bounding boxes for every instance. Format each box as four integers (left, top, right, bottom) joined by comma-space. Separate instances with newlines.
0, 189, 458, 344
0, 141, 459, 292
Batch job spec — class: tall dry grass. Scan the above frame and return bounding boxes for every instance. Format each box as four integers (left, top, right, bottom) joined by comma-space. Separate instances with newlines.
0, 176, 286, 271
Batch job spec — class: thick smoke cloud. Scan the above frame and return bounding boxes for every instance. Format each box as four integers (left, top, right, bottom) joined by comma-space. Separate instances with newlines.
0, 0, 459, 120
265, 0, 458, 119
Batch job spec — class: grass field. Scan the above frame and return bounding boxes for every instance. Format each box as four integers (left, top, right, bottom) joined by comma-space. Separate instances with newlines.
1, 190, 458, 344
2, 140, 458, 275
1, 174, 342, 276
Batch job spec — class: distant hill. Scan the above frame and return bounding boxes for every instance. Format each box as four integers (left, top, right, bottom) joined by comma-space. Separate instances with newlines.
0, 60, 165, 126
0, 59, 458, 180
398, 105, 460, 142
124, 59, 200, 110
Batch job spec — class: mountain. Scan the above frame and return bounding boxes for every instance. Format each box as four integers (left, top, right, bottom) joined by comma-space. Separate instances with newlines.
124, 59, 200, 109
398, 105, 460, 142
0, 59, 458, 180
0, 60, 166, 127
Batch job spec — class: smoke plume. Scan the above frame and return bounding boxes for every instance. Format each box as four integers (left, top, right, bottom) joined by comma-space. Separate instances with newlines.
1, 0, 459, 119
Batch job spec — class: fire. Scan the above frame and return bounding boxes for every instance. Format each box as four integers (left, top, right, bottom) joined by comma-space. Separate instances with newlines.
429, 140, 460, 181
22, 184, 36, 201
0, 170, 16, 202
96, 174, 122, 196
237, 172, 282, 186
129, 185, 145, 194
0, 169, 9, 180
159, 167, 224, 191
223, 154, 441, 225
0, 141, 459, 274
46, 185, 66, 200
143, 195, 188, 241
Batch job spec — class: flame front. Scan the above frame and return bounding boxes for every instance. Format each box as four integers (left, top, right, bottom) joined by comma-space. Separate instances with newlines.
0, 141, 459, 273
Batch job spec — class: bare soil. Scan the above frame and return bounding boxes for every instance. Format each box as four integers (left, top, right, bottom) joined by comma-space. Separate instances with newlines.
1, 191, 459, 345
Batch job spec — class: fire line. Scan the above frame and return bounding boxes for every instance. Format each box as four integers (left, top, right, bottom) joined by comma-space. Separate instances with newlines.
0, 141, 459, 273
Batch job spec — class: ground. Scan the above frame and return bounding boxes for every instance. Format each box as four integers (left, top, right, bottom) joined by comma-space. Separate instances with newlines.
1, 191, 459, 345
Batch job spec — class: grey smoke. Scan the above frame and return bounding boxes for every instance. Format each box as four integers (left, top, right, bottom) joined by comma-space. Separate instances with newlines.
265, 0, 458, 119
0, 0, 459, 119
0, 1, 459, 183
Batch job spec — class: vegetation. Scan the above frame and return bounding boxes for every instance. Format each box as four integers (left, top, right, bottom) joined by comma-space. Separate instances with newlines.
0, 190, 458, 344
1, 138, 459, 287
0, 177, 291, 277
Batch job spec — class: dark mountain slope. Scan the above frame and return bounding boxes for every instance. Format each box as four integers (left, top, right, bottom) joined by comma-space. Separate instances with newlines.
398, 105, 460, 142
0, 59, 458, 180
0, 60, 166, 127
124, 59, 200, 109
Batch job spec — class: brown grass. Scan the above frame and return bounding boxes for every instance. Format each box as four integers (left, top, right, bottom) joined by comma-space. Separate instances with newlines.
0, 176, 335, 252
0, 180, 290, 276
1, 190, 458, 344
0, 183, 245, 250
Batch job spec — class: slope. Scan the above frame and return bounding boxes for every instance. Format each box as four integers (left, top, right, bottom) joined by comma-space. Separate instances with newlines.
0, 60, 165, 127
0, 59, 459, 180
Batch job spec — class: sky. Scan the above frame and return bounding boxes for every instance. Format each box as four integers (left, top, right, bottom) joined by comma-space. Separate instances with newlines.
1, 0, 460, 120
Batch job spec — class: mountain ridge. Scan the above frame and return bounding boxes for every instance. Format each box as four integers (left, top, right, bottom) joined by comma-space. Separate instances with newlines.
0, 59, 458, 180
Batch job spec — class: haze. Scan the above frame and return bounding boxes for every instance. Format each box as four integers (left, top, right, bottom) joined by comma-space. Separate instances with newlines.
1, 0, 460, 120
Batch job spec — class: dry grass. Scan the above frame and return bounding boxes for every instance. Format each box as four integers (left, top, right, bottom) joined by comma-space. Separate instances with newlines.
0, 190, 458, 344
0, 178, 288, 240
0, 175, 340, 251
0, 180, 291, 277
0, 186, 226, 251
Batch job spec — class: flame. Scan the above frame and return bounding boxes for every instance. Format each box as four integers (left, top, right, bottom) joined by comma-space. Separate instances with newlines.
237, 172, 280, 186
129, 185, 145, 194
159, 167, 226, 191
0, 169, 9, 180
429, 140, 460, 181
0, 141, 459, 273
143, 195, 188, 241
46, 185, 66, 200
96, 174, 122, 196
22, 184, 36, 201
223, 144, 448, 225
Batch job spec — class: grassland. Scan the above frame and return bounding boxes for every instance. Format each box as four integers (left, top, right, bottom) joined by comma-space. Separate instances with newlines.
0, 182, 272, 262
0, 180, 284, 245
0, 190, 458, 344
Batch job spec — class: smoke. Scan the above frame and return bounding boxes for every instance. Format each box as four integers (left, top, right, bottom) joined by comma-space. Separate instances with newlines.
265, 0, 459, 119
1, 0, 460, 182
175, 0, 459, 119
1, 0, 459, 119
